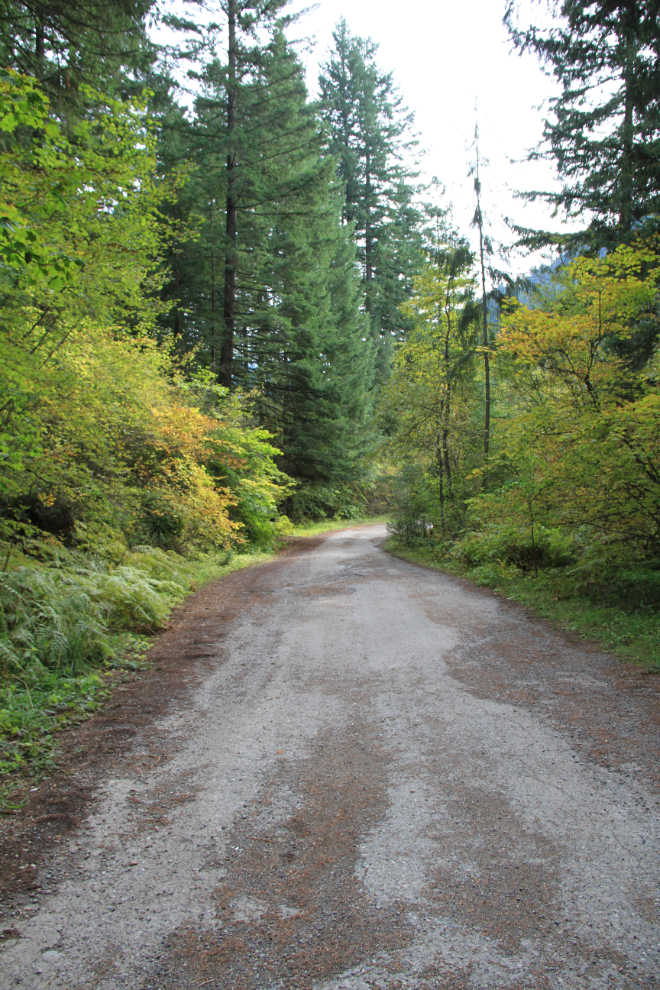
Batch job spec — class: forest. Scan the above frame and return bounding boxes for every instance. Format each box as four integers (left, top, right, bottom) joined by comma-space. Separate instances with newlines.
0, 0, 659, 779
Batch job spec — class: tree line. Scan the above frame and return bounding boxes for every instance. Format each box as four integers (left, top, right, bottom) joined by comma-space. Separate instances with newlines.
0, 0, 431, 545
1, 0, 659, 567
384, 0, 660, 662
1, 0, 660, 771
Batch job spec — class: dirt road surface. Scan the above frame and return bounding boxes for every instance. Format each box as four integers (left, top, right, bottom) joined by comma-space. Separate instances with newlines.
1, 524, 659, 990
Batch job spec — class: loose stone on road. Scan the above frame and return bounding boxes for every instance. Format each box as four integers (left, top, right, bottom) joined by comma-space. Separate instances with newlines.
1, 524, 659, 989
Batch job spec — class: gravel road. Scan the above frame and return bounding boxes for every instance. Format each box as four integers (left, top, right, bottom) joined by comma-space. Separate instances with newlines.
1, 524, 659, 990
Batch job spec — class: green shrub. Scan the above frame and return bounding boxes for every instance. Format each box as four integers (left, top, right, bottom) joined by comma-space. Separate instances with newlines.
284, 483, 367, 522
231, 507, 275, 548
139, 493, 186, 549
450, 523, 576, 572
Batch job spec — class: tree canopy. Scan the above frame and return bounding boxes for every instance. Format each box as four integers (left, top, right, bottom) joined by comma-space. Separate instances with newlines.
505, 0, 660, 252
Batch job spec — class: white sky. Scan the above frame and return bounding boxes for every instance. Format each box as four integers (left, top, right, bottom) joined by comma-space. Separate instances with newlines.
289, 0, 564, 272
159, 0, 568, 273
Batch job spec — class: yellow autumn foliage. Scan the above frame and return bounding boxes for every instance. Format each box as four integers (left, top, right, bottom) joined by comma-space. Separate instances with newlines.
497, 241, 660, 554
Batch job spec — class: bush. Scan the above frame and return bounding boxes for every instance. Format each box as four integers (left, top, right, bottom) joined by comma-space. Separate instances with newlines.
450, 523, 576, 572
284, 483, 367, 522
139, 493, 186, 549
230, 507, 276, 548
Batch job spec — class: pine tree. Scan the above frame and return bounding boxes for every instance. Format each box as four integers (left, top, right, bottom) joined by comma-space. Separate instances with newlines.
505, 0, 660, 252
157, 23, 377, 489
318, 19, 424, 355
0, 0, 157, 104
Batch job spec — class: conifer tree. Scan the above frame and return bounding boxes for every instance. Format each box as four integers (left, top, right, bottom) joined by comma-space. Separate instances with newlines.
318, 19, 424, 356
505, 0, 660, 251
158, 21, 376, 489
471, 125, 491, 456
0, 0, 157, 104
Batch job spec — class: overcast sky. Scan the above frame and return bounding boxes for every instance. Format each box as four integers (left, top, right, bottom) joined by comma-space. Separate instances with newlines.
160, 0, 566, 272
289, 0, 564, 271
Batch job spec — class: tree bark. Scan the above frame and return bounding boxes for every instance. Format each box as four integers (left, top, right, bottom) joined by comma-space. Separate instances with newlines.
365, 146, 373, 312
443, 295, 453, 495
437, 439, 445, 533
478, 220, 491, 457
35, 16, 44, 77
619, 44, 635, 235
211, 200, 217, 367
474, 145, 491, 457
220, 0, 238, 388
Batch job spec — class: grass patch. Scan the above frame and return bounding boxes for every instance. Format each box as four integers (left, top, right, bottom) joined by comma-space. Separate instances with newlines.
385, 537, 660, 672
0, 545, 274, 786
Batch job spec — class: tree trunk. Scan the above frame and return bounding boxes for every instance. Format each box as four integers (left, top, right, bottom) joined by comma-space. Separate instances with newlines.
220, 0, 238, 388
479, 223, 491, 457
474, 149, 491, 457
619, 44, 635, 235
35, 17, 44, 77
443, 297, 453, 495
173, 249, 182, 338
437, 440, 445, 533
365, 147, 373, 313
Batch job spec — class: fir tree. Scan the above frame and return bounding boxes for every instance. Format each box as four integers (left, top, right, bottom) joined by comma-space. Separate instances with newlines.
158, 23, 377, 489
0, 0, 157, 104
505, 0, 660, 252
318, 19, 424, 357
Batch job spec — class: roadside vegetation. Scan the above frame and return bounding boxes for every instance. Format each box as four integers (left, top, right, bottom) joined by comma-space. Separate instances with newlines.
383, 244, 660, 672
380, 5, 660, 675
1, 0, 660, 785
0, 56, 388, 782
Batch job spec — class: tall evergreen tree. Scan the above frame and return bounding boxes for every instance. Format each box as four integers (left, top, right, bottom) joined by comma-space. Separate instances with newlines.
158, 22, 376, 488
0, 0, 157, 104
505, 0, 660, 252
471, 125, 491, 456
318, 19, 425, 363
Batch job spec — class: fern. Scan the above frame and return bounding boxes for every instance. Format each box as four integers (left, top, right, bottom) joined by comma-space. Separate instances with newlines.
0, 542, 233, 778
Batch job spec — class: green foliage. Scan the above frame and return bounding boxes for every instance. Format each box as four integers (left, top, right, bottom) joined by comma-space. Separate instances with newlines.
284, 483, 368, 523
0, 544, 256, 776
318, 19, 425, 359
448, 521, 576, 572
387, 237, 660, 671
505, 0, 660, 252
385, 463, 439, 543
0, 71, 294, 781
0, 69, 175, 326
0, 669, 107, 777
496, 242, 660, 558
0, 0, 157, 104
158, 24, 378, 490
0, 76, 290, 552
380, 239, 483, 537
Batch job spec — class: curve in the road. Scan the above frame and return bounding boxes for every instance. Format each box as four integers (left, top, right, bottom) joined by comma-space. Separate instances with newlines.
1, 524, 659, 990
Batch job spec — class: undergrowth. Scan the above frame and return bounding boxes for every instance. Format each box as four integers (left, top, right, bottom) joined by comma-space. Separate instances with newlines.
0, 516, 384, 791
0, 544, 271, 782
385, 537, 660, 672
